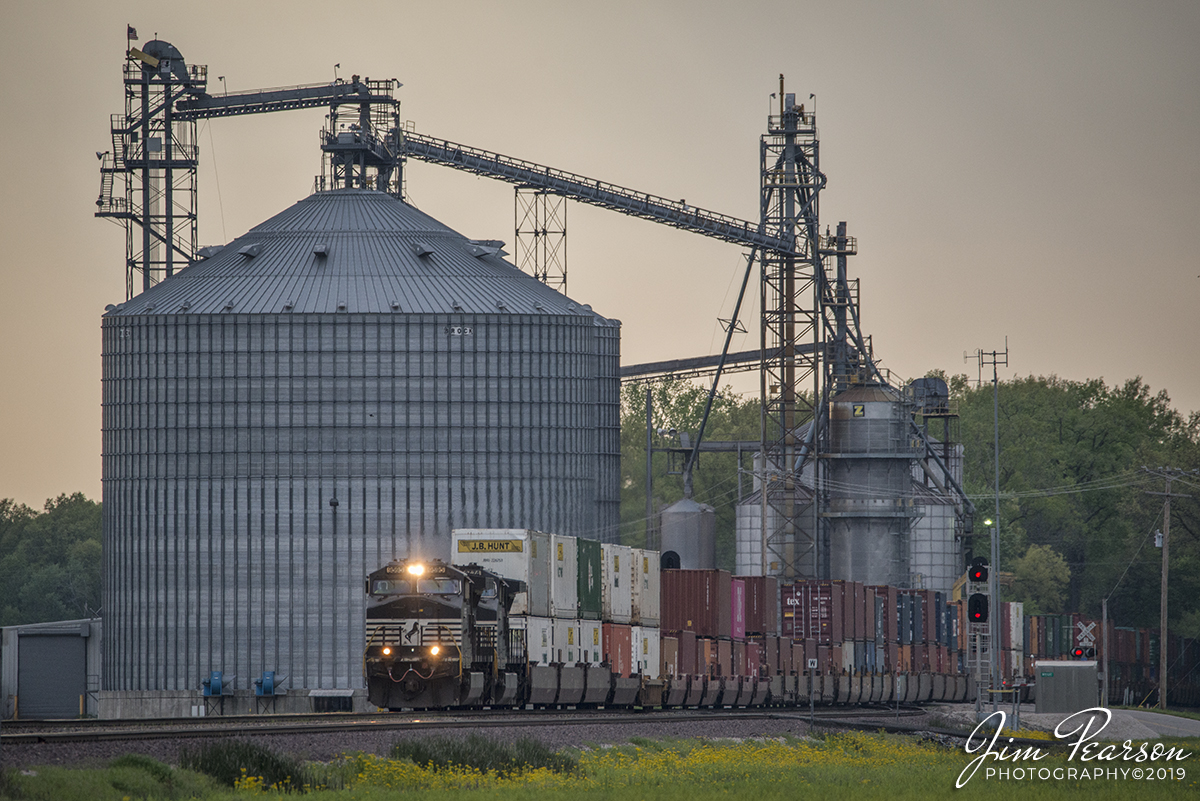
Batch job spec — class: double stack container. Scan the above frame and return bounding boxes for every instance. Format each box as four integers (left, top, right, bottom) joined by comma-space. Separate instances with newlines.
601, 543, 633, 624
631, 548, 661, 625
452, 529, 551, 617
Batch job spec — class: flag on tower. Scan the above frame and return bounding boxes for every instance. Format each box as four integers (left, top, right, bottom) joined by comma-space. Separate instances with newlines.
128, 25, 138, 40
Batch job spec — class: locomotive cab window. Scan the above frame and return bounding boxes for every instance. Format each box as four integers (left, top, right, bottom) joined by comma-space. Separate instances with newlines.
417, 578, 461, 595
371, 579, 411, 595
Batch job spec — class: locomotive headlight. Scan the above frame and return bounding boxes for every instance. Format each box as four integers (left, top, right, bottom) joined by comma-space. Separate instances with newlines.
382, 647, 391, 655
430, 645, 440, 656
406, 563, 425, 576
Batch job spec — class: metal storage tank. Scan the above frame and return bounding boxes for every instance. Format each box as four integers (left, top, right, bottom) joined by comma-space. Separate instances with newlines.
659, 498, 716, 570
100, 188, 620, 703
826, 384, 915, 587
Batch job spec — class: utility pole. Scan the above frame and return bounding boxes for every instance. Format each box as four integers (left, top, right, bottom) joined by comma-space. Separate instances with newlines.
1160, 473, 1170, 711
1144, 467, 1197, 710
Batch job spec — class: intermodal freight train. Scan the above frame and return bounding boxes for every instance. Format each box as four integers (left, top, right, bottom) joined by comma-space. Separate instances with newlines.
363, 529, 1200, 711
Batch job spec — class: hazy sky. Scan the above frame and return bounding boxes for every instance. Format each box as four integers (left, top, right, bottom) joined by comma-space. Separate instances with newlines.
1, 0, 1197, 506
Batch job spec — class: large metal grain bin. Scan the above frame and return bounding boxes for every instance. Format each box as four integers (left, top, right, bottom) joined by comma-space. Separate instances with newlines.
100, 188, 620, 707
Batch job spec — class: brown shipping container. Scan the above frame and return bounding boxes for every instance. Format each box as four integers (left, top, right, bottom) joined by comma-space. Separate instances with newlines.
717, 638, 733, 677
864, 588, 877, 648
831, 644, 843, 674
661, 636, 679, 677
736, 575, 780, 635
780, 583, 803, 638
817, 644, 830, 673
780, 637, 794, 675
698, 638, 715, 677
678, 630, 698, 674
661, 569, 732, 639
842, 583, 857, 641
807, 581, 846, 644
746, 641, 762, 676
886, 642, 899, 672
603, 623, 633, 678
733, 639, 746, 677
765, 635, 779, 673
870, 585, 899, 642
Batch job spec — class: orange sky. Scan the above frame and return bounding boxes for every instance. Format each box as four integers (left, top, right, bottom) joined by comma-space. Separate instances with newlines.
1, 0, 1197, 506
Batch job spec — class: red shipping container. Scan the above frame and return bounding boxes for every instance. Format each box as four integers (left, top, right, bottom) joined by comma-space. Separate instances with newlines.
887, 643, 899, 672
736, 575, 780, 635
831, 644, 843, 673
817, 644, 831, 673
678, 630, 698, 674
603, 623, 633, 678
765, 635, 779, 673
661, 569, 732, 639
731, 578, 746, 640
746, 641, 762, 676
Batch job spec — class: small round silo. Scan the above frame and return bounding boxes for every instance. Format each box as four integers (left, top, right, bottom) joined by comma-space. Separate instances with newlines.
101, 189, 620, 704
826, 384, 914, 586
659, 498, 716, 569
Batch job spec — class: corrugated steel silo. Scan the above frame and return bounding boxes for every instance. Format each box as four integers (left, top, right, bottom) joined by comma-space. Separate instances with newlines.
101, 189, 620, 698
826, 384, 914, 586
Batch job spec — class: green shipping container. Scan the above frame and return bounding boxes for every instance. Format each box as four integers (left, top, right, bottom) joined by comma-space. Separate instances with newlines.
577, 538, 603, 619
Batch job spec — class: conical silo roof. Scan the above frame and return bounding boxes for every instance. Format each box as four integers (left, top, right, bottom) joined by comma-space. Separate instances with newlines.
106, 188, 610, 320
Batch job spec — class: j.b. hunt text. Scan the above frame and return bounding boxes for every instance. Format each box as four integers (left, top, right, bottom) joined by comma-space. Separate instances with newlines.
956, 708, 1191, 787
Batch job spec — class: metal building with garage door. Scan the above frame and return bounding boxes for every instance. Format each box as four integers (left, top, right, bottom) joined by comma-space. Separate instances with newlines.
1, 618, 102, 719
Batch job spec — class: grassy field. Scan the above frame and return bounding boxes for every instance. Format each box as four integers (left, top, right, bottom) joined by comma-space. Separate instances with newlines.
2, 730, 1197, 800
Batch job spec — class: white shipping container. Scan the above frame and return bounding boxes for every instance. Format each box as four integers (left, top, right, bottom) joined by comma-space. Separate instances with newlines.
601, 543, 633, 623
631, 625, 661, 679
553, 618, 583, 665
511, 615, 554, 666
580, 619, 603, 665
551, 534, 580, 619
1009, 601, 1024, 654
630, 548, 661, 625
841, 641, 856, 674
451, 529, 551, 617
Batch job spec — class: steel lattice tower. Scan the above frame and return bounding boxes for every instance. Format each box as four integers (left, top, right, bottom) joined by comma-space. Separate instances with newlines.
759, 83, 826, 580
97, 42, 207, 298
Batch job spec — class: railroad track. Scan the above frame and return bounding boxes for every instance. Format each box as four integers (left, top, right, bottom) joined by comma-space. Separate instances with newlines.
1, 705, 926, 745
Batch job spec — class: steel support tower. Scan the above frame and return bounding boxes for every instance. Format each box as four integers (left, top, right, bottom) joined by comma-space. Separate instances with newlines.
758, 83, 826, 580
97, 42, 207, 297
514, 188, 567, 291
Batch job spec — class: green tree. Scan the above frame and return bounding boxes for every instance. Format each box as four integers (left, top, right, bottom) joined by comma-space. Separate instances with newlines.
953, 374, 1199, 629
619, 380, 760, 570
1010, 544, 1071, 614
0, 493, 102, 626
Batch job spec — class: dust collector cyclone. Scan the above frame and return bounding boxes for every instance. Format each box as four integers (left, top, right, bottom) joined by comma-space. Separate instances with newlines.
101, 188, 620, 695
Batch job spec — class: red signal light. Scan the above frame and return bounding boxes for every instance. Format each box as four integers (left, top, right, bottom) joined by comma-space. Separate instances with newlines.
1072, 647, 1085, 658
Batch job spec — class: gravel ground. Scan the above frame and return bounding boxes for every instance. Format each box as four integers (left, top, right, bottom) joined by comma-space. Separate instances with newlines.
2, 714, 832, 769
925, 703, 1163, 743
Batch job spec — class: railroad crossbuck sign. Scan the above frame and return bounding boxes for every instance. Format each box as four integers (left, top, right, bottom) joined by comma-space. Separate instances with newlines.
1076, 621, 1096, 647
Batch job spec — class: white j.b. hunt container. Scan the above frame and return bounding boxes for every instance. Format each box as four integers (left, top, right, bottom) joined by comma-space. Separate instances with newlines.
630, 548, 661, 625
451, 529, 551, 617
550, 534, 580, 619
600, 543, 633, 624
631, 625, 661, 679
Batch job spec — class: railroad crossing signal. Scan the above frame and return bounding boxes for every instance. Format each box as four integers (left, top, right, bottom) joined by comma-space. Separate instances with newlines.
1076, 621, 1096, 646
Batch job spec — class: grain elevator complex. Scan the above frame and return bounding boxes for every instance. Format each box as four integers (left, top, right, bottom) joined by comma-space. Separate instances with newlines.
77, 36, 975, 717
